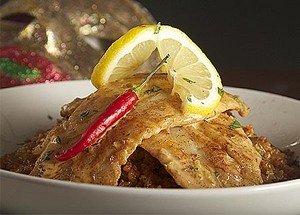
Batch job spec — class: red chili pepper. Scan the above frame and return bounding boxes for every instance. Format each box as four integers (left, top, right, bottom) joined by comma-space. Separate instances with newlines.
55, 54, 169, 161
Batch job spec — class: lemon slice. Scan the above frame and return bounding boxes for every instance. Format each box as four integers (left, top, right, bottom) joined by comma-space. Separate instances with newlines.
91, 24, 222, 116
91, 25, 157, 87
156, 26, 222, 116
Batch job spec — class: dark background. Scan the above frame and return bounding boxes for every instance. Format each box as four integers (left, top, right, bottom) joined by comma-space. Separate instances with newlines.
1, 0, 299, 98
138, 0, 300, 99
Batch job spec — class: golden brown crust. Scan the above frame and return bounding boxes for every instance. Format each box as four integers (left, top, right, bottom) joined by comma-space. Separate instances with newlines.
27, 74, 246, 186
141, 113, 263, 188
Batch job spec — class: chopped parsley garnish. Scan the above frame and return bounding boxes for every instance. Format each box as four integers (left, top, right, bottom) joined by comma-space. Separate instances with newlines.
190, 166, 199, 172
233, 95, 239, 100
146, 85, 162, 94
214, 171, 220, 177
80, 110, 90, 121
154, 22, 161, 34
183, 77, 196, 84
42, 150, 54, 162
230, 120, 242, 130
47, 115, 53, 120
217, 87, 224, 96
55, 136, 61, 145
187, 96, 192, 102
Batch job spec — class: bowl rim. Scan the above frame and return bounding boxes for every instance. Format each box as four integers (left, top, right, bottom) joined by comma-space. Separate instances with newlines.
1, 169, 300, 195
1, 81, 299, 194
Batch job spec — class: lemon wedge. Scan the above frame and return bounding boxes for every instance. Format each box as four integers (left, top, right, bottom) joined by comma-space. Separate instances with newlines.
91, 24, 223, 116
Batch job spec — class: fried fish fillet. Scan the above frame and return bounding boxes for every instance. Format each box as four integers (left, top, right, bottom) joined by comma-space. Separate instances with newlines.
141, 113, 263, 188
1, 74, 245, 186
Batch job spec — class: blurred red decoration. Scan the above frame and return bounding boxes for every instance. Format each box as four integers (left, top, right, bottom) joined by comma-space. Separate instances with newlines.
0, 0, 155, 88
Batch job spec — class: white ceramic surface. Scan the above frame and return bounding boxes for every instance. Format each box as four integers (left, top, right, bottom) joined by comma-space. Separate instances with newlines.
1, 81, 300, 214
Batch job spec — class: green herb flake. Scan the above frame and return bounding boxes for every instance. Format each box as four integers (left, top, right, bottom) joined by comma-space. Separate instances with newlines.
217, 87, 224, 97
214, 171, 220, 177
55, 136, 61, 145
80, 110, 90, 121
154, 22, 161, 34
146, 85, 162, 94
187, 96, 192, 102
183, 77, 196, 84
230, 120, 242, 130
190, 166, 199, 172
47, 115, 53, 120
42, 150, 54, 162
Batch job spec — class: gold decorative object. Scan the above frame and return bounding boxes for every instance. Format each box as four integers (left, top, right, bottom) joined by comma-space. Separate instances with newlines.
0, 0, 155, 87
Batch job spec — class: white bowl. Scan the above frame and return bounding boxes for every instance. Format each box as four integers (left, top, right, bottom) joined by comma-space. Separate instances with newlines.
1, 81, 300, 214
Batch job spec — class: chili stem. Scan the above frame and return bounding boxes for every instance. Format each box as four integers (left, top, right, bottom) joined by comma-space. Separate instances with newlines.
133, 54, 170, 95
